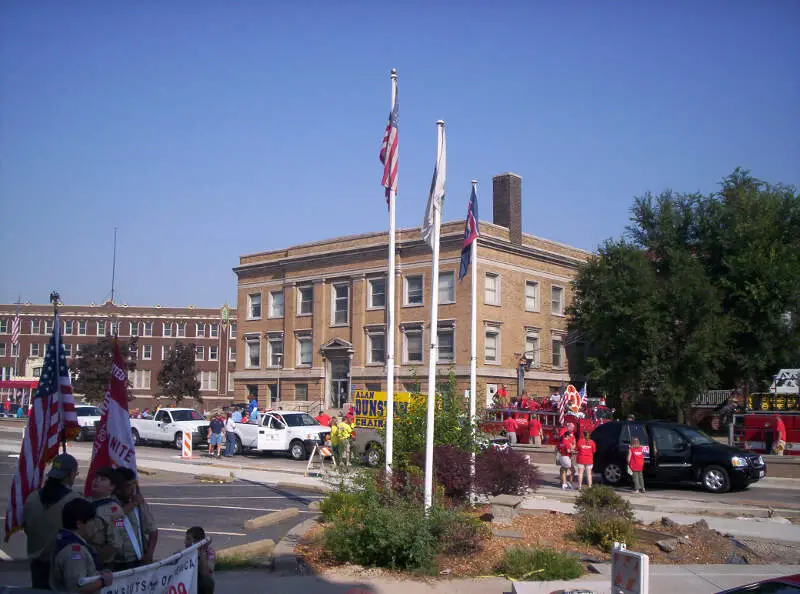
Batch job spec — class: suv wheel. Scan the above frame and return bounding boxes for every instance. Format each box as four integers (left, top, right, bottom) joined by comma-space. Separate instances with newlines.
701, 465, 731, 493
289, 440, 306, 461
602, 462, 624, 486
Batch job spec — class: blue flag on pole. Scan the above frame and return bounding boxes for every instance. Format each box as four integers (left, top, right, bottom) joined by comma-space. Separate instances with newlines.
458, 185, 479, 280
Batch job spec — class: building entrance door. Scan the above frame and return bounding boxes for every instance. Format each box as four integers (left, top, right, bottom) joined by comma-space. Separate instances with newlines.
330, 359, 350, 409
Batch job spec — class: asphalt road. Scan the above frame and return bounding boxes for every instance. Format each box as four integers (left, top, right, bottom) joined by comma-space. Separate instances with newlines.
0, 454, 321, 562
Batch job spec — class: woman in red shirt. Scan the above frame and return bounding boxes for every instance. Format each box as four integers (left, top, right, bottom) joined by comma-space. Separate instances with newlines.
575, 430, 596, 489
557, 429, 576, 489
627, 437, 646, 493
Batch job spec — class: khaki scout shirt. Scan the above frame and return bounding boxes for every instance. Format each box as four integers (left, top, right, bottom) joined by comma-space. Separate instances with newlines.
49, 533, 98, 592
86, 497, 125, 568
22, 486, 80, 561
117, 501, 158, 563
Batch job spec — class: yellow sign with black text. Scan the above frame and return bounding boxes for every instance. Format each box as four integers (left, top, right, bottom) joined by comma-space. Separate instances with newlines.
352, 390, 420, 429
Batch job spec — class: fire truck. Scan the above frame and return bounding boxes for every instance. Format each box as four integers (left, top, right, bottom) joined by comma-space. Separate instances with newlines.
480, 392, 614, 444
730, 369, 800, 456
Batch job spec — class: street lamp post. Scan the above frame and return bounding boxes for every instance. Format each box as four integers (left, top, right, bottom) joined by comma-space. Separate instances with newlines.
276, 353, 283, 406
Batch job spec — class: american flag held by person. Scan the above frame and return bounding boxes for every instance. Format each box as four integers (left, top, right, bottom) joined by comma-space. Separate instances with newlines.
4, 313, 79, 541
379, 88, 398, 206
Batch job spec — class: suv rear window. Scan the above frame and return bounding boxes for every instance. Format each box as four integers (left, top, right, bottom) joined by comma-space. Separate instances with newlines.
591, 422, 620, 442
620, 423, 648, 446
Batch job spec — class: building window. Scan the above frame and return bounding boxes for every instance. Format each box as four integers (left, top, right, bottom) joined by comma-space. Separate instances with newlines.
163, 322, 173, 337
551, 286, 564, 316
270, 290, 285, 318
30, 343, 41, 357
525, 281, 539, 312
552, 336, 564, 369
268, 337, 284, 367
196, 323, 206, 337
162, 345, 171, 360
44, 320, 54, 334
11, 343, 19, 357
75, 344, 83, 356
132, 370, 151, 390
229, 323, 237, 339
248, 293, 262, 319
297, 336, 313, 366
368, 278, 386, 309
484, 273, 500, 305
437, 328, 454, 363
195, 346, 204, 361
405, 275, 423, 306
267, 384, 278, 402
210, 323, 219, 338
0, 343, 5, 357
297, 286, 313, 315
143, 321, 153, 337
31, 319, 41, 334
109, 322, 119, 336
245, 337, 260, 369
198, 371, 218, 391
403, 327, 423, 363
208, 345, 218, 361
525, 331, 540, 368
64, 343, 73, 357
227, 374, 234, 393
142, 344, 152, 361
78, 321, 87, 336
332, 283, 349, 325
176, 322, 186, 338
296, 384, 309, 401
439, 272, 455, 304
368, 332, 386, 364
64, 320, 74, 335
95, 321, 105, 336
129, 322, 139, 337
485, 328, 499, 364
0, 320, 7, 333
228, 346, 236, 362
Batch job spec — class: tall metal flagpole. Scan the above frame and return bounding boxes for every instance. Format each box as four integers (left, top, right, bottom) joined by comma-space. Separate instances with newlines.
424, 121, 445, 510
469, 180, 478, 501
385, 69, 398, 474
50, 291, 66, 453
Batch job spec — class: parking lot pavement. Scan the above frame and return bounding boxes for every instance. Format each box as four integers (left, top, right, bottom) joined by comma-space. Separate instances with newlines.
0, 455, 321, 562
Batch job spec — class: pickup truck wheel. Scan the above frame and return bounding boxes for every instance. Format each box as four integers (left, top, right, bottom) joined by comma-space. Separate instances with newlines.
366, 443, 383, 468
602, 462, 624, 486
174, 433, 184, 450
234, 436, 243, 456
75, 428, 86, 442
131, 429, 141, 447
289, 440, 306, 461
701, 465, 731, 493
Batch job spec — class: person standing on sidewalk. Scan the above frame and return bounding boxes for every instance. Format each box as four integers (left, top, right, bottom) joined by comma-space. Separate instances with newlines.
575, 430, 596, 489
329, 418, 341, 464
529, 415, 543, 446
337, 416, 353, 466
627, 437, 646, 493
775, 415, 787, 455
207, 414, 224, 458
503, 414, 519, 445
557, 429, 576, 490
224, 412, 237, 457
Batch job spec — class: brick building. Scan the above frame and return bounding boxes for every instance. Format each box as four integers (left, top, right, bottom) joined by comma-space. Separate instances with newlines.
232, 172, 590, 412
0, 301, 236, 409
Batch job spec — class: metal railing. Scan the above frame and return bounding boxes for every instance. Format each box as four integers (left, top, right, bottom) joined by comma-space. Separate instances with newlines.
693, 389, 734, 407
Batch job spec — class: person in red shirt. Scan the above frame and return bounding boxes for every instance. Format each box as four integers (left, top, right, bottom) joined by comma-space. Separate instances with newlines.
627, 437, 646, 493
528, 415, 543, 446
315, 408, 331, 427
503, 415, 519, 445
519, 391, 532, 410
575, 430, 596, 489
775, 416, 787, 455
557, 429, 576, 489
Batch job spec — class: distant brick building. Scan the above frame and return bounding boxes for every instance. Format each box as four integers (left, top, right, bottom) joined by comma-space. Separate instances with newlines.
0, 301, 236, 409
232, 172, 590, 412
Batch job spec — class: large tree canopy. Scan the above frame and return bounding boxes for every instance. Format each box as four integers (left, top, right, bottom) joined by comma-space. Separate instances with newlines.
157, 342, 201, 406
570, 170, 800, 420
70, 337, 137, 404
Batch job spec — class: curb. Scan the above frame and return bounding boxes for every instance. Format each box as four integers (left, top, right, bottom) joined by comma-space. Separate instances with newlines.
216, 538, 276, 561
272, 516, 320, 574
274, 481, 330, 494
244, 507, 299, 531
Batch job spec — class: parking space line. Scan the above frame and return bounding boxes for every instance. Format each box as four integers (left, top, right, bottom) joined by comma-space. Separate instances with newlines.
146, 495, 324, 501
148, 502, 317, 513
159, 527, 246, 537
0, 548, 11, 560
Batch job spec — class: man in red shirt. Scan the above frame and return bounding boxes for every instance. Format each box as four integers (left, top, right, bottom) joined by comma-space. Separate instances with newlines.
575, 430, 596, 489
775, 416, 787, 455
503, 415, 519, 445
315, 408, 331, 427
528, 415, 543, 446
557, 429, 576, 489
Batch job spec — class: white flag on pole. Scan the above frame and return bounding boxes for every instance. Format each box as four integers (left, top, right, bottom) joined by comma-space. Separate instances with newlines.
421, 126, 446, 249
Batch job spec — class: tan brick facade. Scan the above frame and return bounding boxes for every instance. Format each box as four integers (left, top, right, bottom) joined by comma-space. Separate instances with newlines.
233, 173, 591, 412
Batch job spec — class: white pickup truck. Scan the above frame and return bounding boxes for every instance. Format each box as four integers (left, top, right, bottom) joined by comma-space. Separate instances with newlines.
232, 410, 329, 460
74, 404, 103, 442
130, 408, 209, 450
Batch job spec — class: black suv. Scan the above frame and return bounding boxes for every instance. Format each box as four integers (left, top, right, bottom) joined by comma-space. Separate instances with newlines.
591, 420, 766, 493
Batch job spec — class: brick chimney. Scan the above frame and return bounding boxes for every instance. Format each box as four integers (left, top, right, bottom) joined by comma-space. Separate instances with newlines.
492, 173, 522, 245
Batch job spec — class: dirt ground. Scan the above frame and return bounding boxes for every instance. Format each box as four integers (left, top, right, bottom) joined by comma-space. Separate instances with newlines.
297, 509, 792, 579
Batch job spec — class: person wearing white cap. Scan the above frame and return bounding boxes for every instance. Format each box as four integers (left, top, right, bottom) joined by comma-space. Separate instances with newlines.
23, 453, 83, 589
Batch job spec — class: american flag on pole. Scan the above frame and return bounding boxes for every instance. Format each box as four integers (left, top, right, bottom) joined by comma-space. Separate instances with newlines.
458, 185, 480, 280
580, 382, 588, 409
11, 305, 20, 347
558, 378, 567, 426
4, 313, 79, 541
379, 89, 399, 207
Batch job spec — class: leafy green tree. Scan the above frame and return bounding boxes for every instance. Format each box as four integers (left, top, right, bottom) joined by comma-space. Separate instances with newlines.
70, 337, 138, 404
157, 342, 201, 406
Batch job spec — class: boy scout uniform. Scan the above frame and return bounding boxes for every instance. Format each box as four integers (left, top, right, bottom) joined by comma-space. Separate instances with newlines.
50, 530, 100, 592
117, 501, 158, 567
86, 497, 125, 569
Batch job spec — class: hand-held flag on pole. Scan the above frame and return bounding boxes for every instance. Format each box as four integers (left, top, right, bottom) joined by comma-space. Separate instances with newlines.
558, 379, 567, 427
84, 339, 137, 496
4, 312, 78, 541
421, 124, 447, 249
379, 87, 399, 207
459, 185, 480, 280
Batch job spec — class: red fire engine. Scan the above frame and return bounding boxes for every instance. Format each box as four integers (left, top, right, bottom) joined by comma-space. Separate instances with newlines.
480, 394, 614, 444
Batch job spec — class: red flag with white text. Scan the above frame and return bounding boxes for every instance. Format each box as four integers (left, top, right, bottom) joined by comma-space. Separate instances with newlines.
84, 339, 137, 495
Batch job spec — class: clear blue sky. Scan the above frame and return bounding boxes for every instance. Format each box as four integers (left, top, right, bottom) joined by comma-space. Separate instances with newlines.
1, 1, 798, 308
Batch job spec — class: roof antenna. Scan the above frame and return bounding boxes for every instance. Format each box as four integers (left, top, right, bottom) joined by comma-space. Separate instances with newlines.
110, 227, 118, 304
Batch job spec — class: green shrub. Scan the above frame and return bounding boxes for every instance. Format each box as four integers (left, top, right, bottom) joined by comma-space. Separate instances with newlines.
575, 511, 636, 552
498, 547, 583, 581
429, 507, 488, 554
319, 490, 364, 523
574, 485, 634, 521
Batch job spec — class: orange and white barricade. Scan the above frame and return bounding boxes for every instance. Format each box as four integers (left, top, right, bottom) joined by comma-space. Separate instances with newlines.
181, 431, 192, 460
305, 441, 336, 476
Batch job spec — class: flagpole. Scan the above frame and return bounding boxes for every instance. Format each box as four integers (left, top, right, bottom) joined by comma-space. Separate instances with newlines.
424, 120, 445, 510
469, 181, 478, 503
50, 291, 66, 453
384, 69, 398, 475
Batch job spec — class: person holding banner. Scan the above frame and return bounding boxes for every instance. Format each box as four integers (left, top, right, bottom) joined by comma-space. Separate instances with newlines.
185, 526, 215, 594
115, 468, 159, 569
50, 498, 113, 592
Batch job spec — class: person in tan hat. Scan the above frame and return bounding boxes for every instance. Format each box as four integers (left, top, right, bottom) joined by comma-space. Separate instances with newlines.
23, 453, 82, 589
